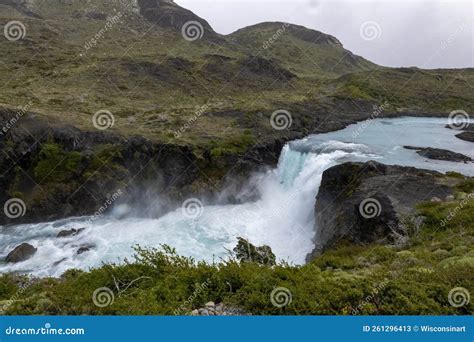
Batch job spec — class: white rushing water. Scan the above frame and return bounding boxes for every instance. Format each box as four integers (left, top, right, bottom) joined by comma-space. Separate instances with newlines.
1, 117, 472, 277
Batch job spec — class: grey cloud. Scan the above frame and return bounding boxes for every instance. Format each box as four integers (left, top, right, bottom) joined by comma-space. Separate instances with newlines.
175, 0, 473, 68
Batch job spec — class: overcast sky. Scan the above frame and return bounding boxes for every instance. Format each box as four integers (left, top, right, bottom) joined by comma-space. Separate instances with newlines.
175, 0, 473, 69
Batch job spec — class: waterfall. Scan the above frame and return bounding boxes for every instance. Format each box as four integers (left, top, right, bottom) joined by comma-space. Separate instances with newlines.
2, 117, 470, 277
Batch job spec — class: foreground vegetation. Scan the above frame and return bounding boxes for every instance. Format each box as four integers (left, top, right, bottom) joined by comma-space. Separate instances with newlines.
0, 180, 472, 315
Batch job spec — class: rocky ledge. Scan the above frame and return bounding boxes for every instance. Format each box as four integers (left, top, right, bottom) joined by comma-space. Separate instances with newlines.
404, 146, 473, 163
306, 161, 459, 261
447, 123, 474, 142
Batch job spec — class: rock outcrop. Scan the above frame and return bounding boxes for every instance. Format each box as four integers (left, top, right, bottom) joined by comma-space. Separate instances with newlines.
447, 123, 474, 142
307, 161, 454, 261
0, 111, 283, 226
404, 146, 473, 163
456, 131, 474, 143
5, 243, 37, 263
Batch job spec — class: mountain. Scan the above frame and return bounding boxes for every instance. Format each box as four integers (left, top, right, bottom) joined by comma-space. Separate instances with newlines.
1, 0, 470, 145
229, 22, 375, 77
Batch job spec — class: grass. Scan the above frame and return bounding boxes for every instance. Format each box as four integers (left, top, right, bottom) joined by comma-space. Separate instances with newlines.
1, 183, 472, 315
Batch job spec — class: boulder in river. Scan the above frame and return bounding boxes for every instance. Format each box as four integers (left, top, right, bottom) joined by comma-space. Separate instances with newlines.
404, 146, 473, 163
5, 243, 37, 263
455, 131, 474, 143
77, 245, 95, 255
56, 228, 85, 238
307, 161, 454, 261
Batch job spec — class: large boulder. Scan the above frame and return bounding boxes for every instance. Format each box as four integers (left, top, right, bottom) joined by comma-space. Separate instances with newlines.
5, 243, 37, 263
307, 161, 454, 261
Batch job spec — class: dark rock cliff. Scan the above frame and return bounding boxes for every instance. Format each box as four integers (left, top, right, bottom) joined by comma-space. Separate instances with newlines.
306, 161, 454, 261
0, 110, 283, 225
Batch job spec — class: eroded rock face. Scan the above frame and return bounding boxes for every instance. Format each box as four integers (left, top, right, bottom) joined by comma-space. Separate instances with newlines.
5, 243, 37, 263
306, 161, 453, 261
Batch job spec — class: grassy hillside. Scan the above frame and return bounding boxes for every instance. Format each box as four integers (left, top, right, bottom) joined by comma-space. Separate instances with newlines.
1, 0, 472, 151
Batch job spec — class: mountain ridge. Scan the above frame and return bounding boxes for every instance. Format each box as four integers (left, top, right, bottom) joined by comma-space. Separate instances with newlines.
0, 0, 472, 149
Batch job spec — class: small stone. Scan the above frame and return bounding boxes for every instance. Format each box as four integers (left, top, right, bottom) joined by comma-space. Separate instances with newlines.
191, 309, 199, 316
205, 301, 215, 308
430, 197, 442, 202
198, 309, 209, 316
445, 195, 455, 202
